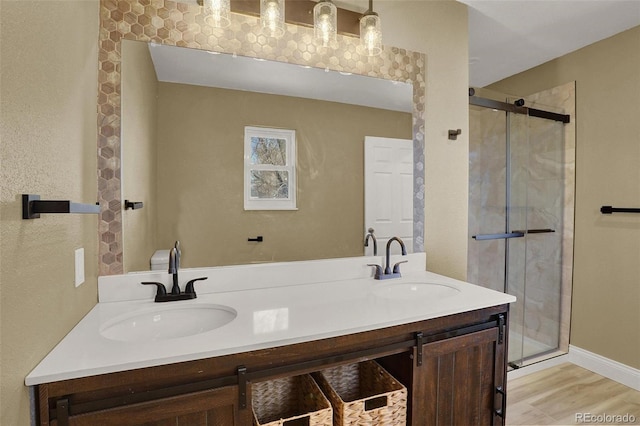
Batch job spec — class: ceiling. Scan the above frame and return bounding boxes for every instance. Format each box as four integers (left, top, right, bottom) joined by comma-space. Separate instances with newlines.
459, 0, 640, 87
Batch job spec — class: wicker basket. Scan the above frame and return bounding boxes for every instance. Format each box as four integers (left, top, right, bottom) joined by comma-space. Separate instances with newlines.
312, 361, 407, 426
252, 374, 333, 426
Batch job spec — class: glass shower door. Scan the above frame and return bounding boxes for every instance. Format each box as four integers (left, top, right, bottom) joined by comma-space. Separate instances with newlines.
505, 110, 530, 368
518, 113, 565, 362
468, 100, 566, 368
468, 105, 529, 367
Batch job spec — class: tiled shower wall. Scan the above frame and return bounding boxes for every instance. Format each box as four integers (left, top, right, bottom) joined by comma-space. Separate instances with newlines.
468, 82, 575, 358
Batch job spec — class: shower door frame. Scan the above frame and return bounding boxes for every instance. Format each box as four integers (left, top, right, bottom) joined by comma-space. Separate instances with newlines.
469, 96, 570, 124
469, 93, 572, 368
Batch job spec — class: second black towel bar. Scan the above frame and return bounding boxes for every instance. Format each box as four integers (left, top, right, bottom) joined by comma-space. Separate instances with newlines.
601, 206, 640, 214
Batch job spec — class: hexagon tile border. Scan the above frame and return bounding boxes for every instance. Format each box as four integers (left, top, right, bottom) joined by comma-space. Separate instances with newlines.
98, 0, 426, 275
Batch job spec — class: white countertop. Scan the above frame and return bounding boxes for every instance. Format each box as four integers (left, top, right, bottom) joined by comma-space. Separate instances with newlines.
26, 254, 515, 386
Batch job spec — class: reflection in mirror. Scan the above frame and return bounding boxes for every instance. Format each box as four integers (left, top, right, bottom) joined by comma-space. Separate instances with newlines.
121, 40, 413, 272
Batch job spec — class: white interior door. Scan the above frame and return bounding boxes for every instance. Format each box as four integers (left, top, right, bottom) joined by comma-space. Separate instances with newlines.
364, 136, 413, 256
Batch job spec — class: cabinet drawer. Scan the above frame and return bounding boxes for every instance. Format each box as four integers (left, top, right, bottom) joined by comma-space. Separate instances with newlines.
52, 385, 240, 426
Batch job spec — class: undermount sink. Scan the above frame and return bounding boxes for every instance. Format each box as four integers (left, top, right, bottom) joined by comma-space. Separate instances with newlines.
100, 304, 237, 342
373, 282, 461, 301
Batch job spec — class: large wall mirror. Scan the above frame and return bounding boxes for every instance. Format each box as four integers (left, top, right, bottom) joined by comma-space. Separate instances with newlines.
98, 0, 425, 275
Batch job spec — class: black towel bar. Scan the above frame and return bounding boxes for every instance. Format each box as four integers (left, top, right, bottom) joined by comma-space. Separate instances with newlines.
601, 206, 640, 214
124, 200, 144, 210
22, 194, 100, 219
600, 206, 640, 214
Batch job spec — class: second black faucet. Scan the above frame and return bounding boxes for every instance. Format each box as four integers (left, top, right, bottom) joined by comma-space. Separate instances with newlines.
368, 236, 407, 280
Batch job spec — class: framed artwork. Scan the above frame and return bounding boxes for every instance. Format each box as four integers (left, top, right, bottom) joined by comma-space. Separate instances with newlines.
244, 126, 297, 210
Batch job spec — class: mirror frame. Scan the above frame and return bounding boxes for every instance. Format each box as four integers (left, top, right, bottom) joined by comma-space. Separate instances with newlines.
97, 0, 426, 275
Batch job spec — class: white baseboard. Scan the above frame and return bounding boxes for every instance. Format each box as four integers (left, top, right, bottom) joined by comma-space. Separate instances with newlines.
569, 345, 640, 391
507, 353, 569, 380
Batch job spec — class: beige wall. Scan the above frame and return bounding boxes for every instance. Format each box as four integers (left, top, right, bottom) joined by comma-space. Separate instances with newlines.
375, 0, 470, 279
121, 40, 158, 272
489, 26, 640, 369
155, 83, 412, 267
0, 1, 100, 425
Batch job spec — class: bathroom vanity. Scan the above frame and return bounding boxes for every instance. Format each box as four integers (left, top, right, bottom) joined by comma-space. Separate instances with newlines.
27, 255, 514, 425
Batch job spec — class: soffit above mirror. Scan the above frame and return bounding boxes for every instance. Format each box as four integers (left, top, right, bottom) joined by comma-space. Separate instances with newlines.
149, 43, 413, 112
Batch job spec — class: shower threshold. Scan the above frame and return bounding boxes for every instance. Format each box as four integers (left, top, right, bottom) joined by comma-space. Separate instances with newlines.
508, 330, 564, 370
508, 348, 568, 371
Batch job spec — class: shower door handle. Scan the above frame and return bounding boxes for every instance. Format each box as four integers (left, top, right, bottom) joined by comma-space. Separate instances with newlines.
472, 232, 525, 241
511, 228, 556, 234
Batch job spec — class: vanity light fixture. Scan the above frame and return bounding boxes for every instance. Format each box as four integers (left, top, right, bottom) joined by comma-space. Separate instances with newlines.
360, 0, 382, 56
203, 0, 231, 28
261, 0, 285, 38
313, 0, 337, 48
197, 0, 362, 43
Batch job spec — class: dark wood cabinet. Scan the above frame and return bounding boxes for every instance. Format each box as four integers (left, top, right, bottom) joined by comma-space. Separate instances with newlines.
378, 316, 507, 425
36, 305, 508, 426
414, 327, 506, 425
56, 385, 245, 426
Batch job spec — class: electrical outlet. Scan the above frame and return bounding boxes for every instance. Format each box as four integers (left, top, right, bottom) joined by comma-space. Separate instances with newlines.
75, 248, 85, 287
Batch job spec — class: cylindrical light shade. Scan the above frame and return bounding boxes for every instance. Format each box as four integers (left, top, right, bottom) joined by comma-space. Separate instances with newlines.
360, 13, 382, 56
203, 0, 231, 28
261, 0, 285, 38
313, 0, 337, 48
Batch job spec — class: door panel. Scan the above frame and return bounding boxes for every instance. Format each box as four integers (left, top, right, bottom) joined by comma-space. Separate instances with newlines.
412, 328, 505, 425
364, 136, 413, 255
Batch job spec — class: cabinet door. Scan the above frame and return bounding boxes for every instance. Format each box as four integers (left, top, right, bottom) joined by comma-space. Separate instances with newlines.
412, 327, 506, 426
59, 385, 248, 426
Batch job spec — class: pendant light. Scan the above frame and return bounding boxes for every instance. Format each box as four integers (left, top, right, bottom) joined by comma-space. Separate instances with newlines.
360, 0, 382, 56
203, 0, 231, 28
313, 0, 337, 48
261, 0, 285, 38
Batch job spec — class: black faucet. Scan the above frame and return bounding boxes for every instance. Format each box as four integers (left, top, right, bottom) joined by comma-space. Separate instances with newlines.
169, 244, 181, 295
368, 236, 407, 280
364, 228, 377, 256
142, 241, 208, 302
